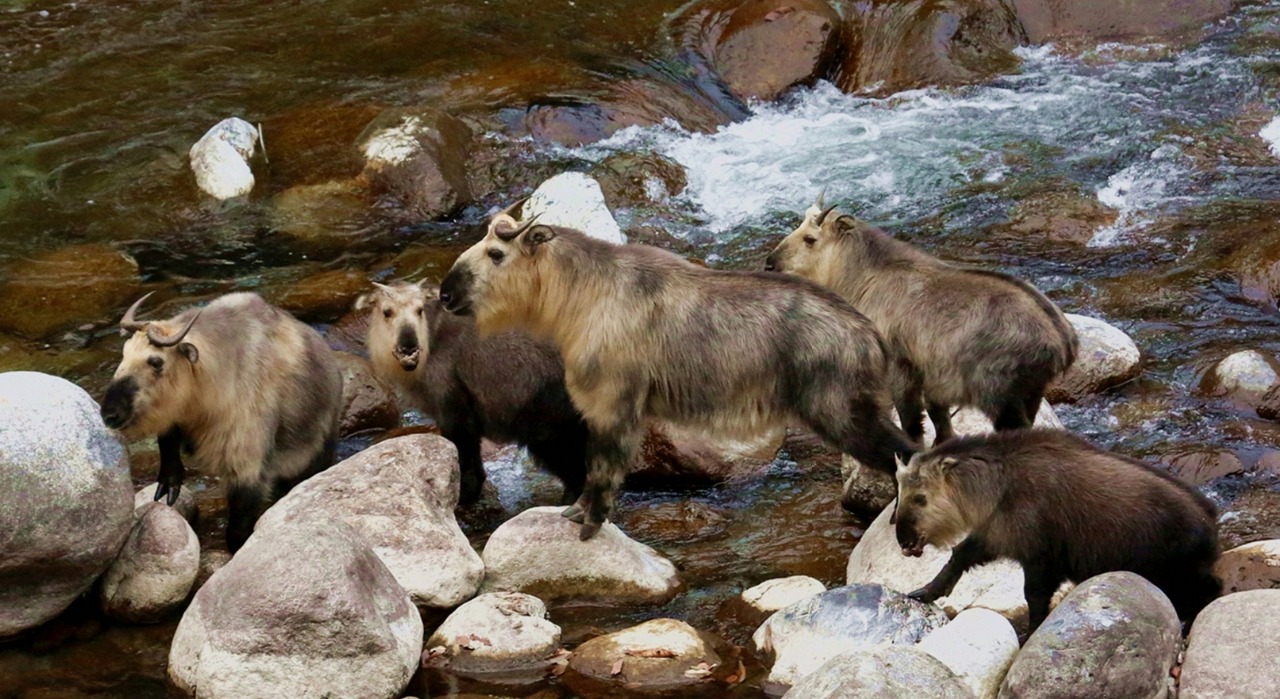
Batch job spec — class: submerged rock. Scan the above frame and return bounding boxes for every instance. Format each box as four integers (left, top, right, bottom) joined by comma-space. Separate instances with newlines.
359, 107, 473, 219
100, 502, 199, 624
781, 645, 973, 699
1160, 448, 1244, 486
425, 592, 561, 680
0, 244, 142, 339
633, 422, 784, 487
168, 515, 422, 699
752, 583, 948, 694
1214, 540, 1280, 594
265, 268, 371, 323
189, 117, 260, 200
917, 608, 1018, 699
135, 483, 199, 524
256, 434, 483, 609
335, 351, 401, 437
1045, 314, 1141, 403
480, 506, 681, 604
592, 152, 688, 210
1010, 0, 1232, 44
999, 572, 1181, 699
1180, 589, 1280, 699
563, 618, 738, 697
1202, 349, 1280, 409
0, 372, 134, 638
521, 172, 624, 243
743, 576, 827, 619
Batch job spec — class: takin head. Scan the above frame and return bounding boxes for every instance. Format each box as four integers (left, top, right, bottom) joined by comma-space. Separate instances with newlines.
356, 279, 436, 373
764, 190, 874, 287
100, 293, 202, 441
892, 451, 981, 558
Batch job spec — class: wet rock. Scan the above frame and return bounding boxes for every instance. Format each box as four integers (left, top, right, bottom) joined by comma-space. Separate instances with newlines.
999, 572, 1181, 699
1160, 448, 1244, 486
593, 152, 688, 210
359, 107, 473, 219
1045, 314, 1141, 403
1003, 189, 1118, 244
1258, 384, 1280, 420
0, 372, 134, 638
678, 0, 843, 103
256, 434, 483, 609
265, 268, 370, 322
917, 608, 1018, 699
1218, 487, 1280, 550
620, 500, 731, 543
1010, 0, 1232, 44
480, 506, 681, 604
1180, 589, 1280, 699
189, 117, 260, 200
846, 505, 1049, 634
100, 502, 199, 624
781, 645, 972, 699
752, 583, 948, 694
838, 0, 1023, 96
519, 172, 624, 243
335, 351, 401, 437
1214, 540, 1280, 594
195, 550, 231, 591
259, 102, 383, 186
168, 515, 422, 699
726, 576, 827, 629
1202, 349, 1280, 409
270, 179, 375, 255
425, 592, 561, 680
0, 244, 142, 339
562, 618, 737, 697
632, 422, 784, 487
135, 483, 199, 524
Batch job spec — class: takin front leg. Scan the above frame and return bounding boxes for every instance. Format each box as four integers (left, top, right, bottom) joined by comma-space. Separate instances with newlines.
1022, 561, 1063, 632
155, 427, 187, 506
926, 402, 955, 445
891, 362, 926, 443
440, 416, 486, 506
562, 426, 640, 541
225, 480, 270, 553
908, 536, 996, 603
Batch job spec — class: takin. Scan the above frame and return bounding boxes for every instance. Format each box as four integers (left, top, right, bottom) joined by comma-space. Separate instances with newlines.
100, 292, 342, 552
893, 429, 1221, 631
439, 201, 917, 539
765, 194, 1077, 444
357, 277, 588, 505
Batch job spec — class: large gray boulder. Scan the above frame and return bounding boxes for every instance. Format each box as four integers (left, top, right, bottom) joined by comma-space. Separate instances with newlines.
0, 371, 134, 637
168, 515, 422, 699
425, 592, 561, 680
917, 608, 1018, 699
781, 645, 973, 699
1046, 314, 1141, 402
100, 502, 200, 623
752, 583, 948, 695
256, 434, 483, 609
1180, 589, 1280, 699
998, 572, 1181, 699
481, 506, 681, 604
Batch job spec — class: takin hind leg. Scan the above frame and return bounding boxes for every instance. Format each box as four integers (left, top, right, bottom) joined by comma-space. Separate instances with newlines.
226, 481, 271, 553
925, 402, 956, 445
891, 363, 927, 444
805, 393, 917, 476
990, 395, 1034, 432
1022, 561, 1064, 633
527, 431, 588, 506
562, 426, 640, 541
440, 415, 486, 506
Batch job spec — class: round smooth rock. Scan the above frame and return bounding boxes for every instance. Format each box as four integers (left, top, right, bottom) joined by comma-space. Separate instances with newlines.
917, 608, 1018, 699
1046, 314, 1141, 402
335, 351, 401, 436
189, 117, 259, 200
359, 107, 473, 219
1180, 589, 1280, 699
781, 645, 973, 699
135, 483, 199, 524
520, 173, 624, 243
1204, 350, 1280, 408
1214, 540, 1280, 595
425, 592, 561, 679
563, 618, 738, 697
100, 502, 200, 623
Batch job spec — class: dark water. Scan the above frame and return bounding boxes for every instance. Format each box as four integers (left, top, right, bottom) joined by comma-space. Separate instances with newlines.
4, 0, 1280, 696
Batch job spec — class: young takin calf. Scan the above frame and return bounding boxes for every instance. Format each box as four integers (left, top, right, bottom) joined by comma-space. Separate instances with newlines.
100, 292, 342, 552
765, 195, 1077, 444
358, 278, 588, 505
439, 204, 917, 539
894, 429, 1221, 631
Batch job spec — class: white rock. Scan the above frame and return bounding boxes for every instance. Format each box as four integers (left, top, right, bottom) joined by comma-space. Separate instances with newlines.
100, 502, 199, 623
782, 645, 973, 699
481, 506, 681, 604
564, 618, 734, 694
742, 576, 826, 616
168, 515, 421, 699
426, 592, 561, 678
917, 608, 1018, 699
1214, 539, 1280, 595
0, 371, 134, 638
1046, 314, 1141, 402
189, 117, 259, 200
135, 483, 198, 524
1181, 589, 1280, 699
1261, 115, 1280, 159
256, 434, 483, 609
1210, 350, 1279, 405
522, 172, 624, 243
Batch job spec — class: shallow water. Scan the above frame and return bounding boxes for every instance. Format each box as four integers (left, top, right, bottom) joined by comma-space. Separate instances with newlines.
3, 0, 1280, 696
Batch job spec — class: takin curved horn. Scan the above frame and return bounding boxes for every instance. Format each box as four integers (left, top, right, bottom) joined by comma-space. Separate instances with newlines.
815, 203, 838, 225
488, 196, 531, 236
147, 309, 201, 348
372, 281, 395, 294
495, 213, 542, 242
119, 292, 155, 333
815, 186, 828, 210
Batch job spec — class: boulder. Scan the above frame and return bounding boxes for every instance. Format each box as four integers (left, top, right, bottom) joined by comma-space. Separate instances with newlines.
1214, 540, 1280, 594
1045, 314, 1141, 403
135, 483, 199, 524
917, 608, 1018, 699
265, 268, 371, 322
632, 422, 784, 486
100, 502, 200, 623
781, 645, 974, 699
256, 434, 483, 609
1202, 349, 1280, 409
425, 592, 561, 680
744, 576, 827, 618
0, 244, 142, 339
335, 351, 401, 436
195, 550, 231, 591
562, 618, 739, 697
359, 107, 473, 219
168, 515, 422, 699
1010, 0, 1233, 44
752, 583, 948, 694
270, 180, 375, 256
1258, 383, 1280, 420
1003, 189, 1119, 244
592, 152, 688, 210
189, 117, 259, 200
1180, 589, 1280, 699
1160, 448, 1244, 486
998, 572, 1181, 699
0, 372, 134, 638
480, 506, 681, 605
520, 172, 625, 244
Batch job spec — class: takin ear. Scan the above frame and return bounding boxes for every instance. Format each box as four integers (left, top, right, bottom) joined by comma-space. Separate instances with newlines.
353, 291, 376, 313
833, 216, 858, 236
418, 279, 442, 301
521, 224, 556, 250
938, 456, 960, 472
178, 342, 199, 364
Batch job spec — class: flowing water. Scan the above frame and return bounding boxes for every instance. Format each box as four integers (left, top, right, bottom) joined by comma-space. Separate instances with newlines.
3, 0, 1280, 696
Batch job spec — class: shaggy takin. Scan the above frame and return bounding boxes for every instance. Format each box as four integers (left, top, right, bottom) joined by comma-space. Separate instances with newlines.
765, 195, 1077, 444
357, 278, 588, 505
439, 202, 916, 539
100, 292, 342, 551
894, 429, 1221, 631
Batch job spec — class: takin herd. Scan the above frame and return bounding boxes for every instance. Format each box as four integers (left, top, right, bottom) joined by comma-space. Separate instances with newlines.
98, 193, 1222, 635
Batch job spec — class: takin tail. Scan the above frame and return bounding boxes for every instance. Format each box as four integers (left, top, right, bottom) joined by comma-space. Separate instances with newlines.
958, 266, 1078, 374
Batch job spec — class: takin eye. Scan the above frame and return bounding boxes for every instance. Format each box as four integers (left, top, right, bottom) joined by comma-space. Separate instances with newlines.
147, 356, 164, 372
911, 493, 927, 507
487, 248, 505, 264
803, 235, 817, 247
382, 308, 393, 320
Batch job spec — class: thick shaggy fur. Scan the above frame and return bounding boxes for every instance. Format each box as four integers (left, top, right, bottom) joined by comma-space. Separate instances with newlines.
766, 206, 1077, 443
359, 280, 588, 504
101, 292, 342, 551
440, 215, 916, 539
894, 429, 1221, 631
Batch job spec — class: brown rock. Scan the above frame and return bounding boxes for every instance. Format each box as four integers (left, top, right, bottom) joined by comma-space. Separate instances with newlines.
619, 500, 731, 543
270, 179, 376, 257
593, 152, 689, 210
1214, 540, 1280, 595
562, 619, 738, 698
335, 352, 401, 436
0, 244, 142, 339
632, 422, 783, 487
1160, 449, 1244, 486
265, 268, 370, 323
1010, 0, 1233, 45
1259, 384, 1280, 420
1004, 190, 1118, 244
259, 102, 384, 187
359, 107, 473, 219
